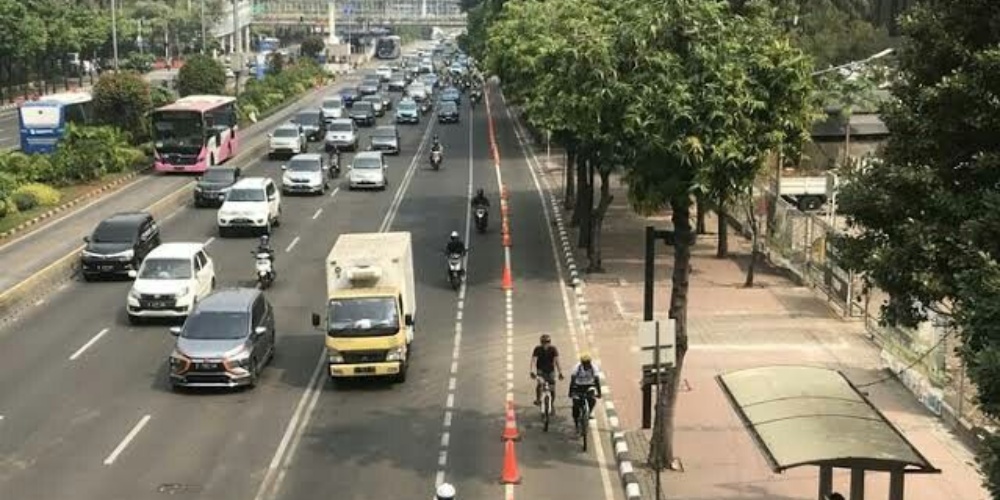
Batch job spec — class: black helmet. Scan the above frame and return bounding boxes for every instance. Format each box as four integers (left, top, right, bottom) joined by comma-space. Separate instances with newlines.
476, 188, 485, 197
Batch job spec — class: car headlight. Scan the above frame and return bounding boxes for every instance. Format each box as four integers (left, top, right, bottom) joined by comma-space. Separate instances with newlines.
112, 249, 135, 260
283, 174, 292, 184
169, 350, 190, 372
129, 288, 141, 299
177, 286, 190, 297
328, 349, 344, 364
194, 185, 203, 192
385, 346, 405, 362
81, 249, 100, 258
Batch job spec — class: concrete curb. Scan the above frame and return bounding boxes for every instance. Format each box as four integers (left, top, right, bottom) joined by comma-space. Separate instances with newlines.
506, 94, 641, 499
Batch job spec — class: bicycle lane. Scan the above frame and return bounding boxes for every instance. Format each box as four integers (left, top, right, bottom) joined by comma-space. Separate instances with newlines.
482, 84, 623, 500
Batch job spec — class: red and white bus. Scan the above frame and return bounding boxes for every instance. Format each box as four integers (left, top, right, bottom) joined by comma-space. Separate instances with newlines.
151, 95, 239, 173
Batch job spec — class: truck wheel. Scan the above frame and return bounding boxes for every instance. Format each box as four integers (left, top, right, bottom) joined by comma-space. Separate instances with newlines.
395, 362, 408, 383
797, 195, 824, 212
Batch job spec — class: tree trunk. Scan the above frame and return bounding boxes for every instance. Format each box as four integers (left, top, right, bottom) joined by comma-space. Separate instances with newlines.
578, 156, 594, 250
716, 200, 728, 258
744, 190, 759, 288
572, 148, 588, 228
695, 193, 707, 234
648, 196, 692, 470
564, 144, 577, 210
588, 166, 613, 273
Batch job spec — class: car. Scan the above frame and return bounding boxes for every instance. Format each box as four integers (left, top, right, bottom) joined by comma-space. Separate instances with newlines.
349, 101, 377, 127
217, 177, 282, 236
375, 65, 392, 82
339, 87, 360, 108
167, 288, 276, 389
388, 72, 407, 92
358, 76, 380, 95
419, 63, 433, 74
194, 166, 242, 207
369, 125, 400, 155
420, 73, 439, 90
81, 212, 161, 281
347, 151, 388, 191
438, 101, 460, 124
361, 95, 385, 117
321, 95, 344, 121
126, 242, 216, 324
325, 118, 359, 151
395, 99, 420, 124
282, 153, 330, 195
406, 82, 428, 102
440, 87, 461, 105
293, 109, 326, 142
268, 122, 308, 159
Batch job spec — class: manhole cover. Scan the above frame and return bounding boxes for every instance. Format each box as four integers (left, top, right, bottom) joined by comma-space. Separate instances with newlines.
157, 483, 200, 495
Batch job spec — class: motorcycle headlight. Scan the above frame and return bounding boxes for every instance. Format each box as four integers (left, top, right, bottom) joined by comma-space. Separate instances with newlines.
328, 349, 345, 364
385, 346, 405, 362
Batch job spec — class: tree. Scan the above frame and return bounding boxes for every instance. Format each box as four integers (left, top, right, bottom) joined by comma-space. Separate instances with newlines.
177, 54, 225, 96
93, 71, 153, 141
834, 0, 1000, 493
301, 36, 326, 60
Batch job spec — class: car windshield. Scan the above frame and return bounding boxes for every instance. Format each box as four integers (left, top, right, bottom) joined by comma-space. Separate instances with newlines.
296, 112, 320, 126
363, 96, 380, 104
226, 188, 266, 202
288, 158, 320, 172
322, 99, 342, 109
354, 157, 382, 169
354, 102, 373, 112
139, 258, 192, 280
441, 103, 458, 112
327, 297, 399, 337
330, 122, 354, 132
92, 221, 136, 243
181, 311, 249, 340
374, 128, 396, 138
273, 128, 299, 138
398, 101, 417, 111
202, 169, 235, 183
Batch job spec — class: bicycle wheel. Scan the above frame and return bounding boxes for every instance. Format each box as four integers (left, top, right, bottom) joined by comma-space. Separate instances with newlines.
580, 404, 589, 452
542, 395, 551, 432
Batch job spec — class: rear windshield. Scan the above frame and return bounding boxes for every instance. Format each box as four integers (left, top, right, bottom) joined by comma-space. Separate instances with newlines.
273, 128, 299, 138
354, 102, 373, 112
322, 99, 342, 109
330, 122, 354, 132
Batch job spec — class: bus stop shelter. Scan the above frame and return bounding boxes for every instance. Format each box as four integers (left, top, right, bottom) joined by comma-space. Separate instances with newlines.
716, 366, 940, 500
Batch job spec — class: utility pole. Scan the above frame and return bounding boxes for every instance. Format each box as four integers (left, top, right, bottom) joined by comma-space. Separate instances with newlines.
201, 0, 207, 54
111, 0, 120, 70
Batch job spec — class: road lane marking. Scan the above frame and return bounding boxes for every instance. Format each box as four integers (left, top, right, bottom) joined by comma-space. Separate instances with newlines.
103, 414, 151, 465
69, 327, 110, 361
311, 208, 323, 219
255, 97, 439, 500
329, 186, 340, 198
509, 90, 617, 500
285, 236, 300, 253
204, 236, 215, 247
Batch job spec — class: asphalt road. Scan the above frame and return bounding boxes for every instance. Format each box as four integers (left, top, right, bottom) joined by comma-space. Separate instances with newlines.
0, 82, 622, 500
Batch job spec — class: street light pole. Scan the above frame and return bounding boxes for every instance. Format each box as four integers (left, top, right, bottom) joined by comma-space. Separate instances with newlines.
201, 0, 207, 54
111, 0, 120, 70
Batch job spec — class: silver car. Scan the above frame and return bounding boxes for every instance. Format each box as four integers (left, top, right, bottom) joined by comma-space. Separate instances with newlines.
281, 153, 329, 195
348, 151, 388, 191
369, 125, 400, 155
168, 288, 276, 390
324, 118, 358, 152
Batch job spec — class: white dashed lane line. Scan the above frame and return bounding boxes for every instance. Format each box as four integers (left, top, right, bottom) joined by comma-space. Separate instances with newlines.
311, 208, 323, 219
204, 236, 215, 247
329, 186, 340, 198
284, 236, 300, 253
69, 327, 110, 361
103, 414, 151, 465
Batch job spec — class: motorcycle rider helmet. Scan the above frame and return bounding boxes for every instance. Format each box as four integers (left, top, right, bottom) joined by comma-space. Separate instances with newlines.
435, 483, 456, 500
476, 188, 485, 198
580, 352, 592, 363
260, 235, 270, 247
450, 231, 459, 241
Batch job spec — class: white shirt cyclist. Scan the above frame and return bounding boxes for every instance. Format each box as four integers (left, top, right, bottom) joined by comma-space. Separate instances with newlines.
570, 362, 601, 386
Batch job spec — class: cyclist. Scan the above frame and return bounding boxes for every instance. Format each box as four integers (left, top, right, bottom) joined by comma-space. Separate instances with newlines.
435, 483, 456, 500
568, 352, 602, 425
529, 334, 563, 407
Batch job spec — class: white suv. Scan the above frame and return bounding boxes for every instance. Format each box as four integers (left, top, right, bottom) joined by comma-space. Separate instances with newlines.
217, 177, 282, 236
325, 118, 359, 152
375, 66, 392, 82
268, 122, 307, 160
126, 243, 216, 324
321, 96, 344, 120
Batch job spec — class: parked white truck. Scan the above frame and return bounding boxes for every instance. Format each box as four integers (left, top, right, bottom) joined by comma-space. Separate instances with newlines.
311, 232, 416, 383
778, 172, 838, 212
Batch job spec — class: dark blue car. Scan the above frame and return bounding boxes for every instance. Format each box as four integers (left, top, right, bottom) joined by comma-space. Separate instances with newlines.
339, 87, 360, 108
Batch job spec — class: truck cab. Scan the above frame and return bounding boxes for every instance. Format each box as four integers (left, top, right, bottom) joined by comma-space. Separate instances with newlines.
311, 232, 415, 383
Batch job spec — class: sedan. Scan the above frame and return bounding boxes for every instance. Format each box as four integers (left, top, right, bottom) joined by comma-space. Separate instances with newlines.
362, 95, 385, 117
440, 86, 461, 105
339, 87, 360, 108
438, 101, 460, 124
369, 125, 401, 155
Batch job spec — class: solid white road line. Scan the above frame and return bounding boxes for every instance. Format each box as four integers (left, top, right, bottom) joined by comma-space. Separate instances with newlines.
256, 115, 439, 500
103, 414, 151, 465
285, 236, 300, 253
69, 328, 110, 361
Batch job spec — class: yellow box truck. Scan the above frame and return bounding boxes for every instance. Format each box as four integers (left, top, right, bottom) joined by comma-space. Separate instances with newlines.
311, 232, 415, 382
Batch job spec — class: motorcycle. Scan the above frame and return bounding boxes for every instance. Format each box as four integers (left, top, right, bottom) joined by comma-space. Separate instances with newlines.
446, 251, 466, 290
420, 100, 433, 114
254, 251, 275, 289
474, 206, 488, 233
328, 152, 341, 178
430, 149, 443, 170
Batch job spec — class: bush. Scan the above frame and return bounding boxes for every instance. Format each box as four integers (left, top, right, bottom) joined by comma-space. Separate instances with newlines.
51, 125, 145, 184
0, 171, 18, 203
0, 151, 56, 184
237, 60, 326, 123
150, 85, 177, 109
13, 183, 61, 209
301, 36, 326, 59
122, 53, 155, 73
93, 71, 153, 142
177, 54, 226, 96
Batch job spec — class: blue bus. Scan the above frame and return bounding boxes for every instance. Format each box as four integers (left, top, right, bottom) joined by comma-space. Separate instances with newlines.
18, 91, 95, 154
258, 36, 280, 53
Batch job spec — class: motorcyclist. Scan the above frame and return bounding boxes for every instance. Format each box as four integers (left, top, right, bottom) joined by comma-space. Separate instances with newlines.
256, 235, 275, 263
568, 352, 602, 426
435, 483, 456, 500
327, 149, 341, 170
471, 188, 490, 209
445, 231, 465, 256
430, 135, 444, 163
530, 334, 564, 407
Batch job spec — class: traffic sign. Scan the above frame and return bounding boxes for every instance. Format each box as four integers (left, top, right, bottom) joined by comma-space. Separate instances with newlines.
637, 320, 676, 370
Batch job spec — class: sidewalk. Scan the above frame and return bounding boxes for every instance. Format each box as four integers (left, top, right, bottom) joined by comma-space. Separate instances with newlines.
538, 158, 989, 499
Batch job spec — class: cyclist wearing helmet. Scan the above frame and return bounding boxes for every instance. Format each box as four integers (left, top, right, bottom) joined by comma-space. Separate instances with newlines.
568, 352, 602, 424
436, 483, 457, 500
445, 231, 466, 255
530, 334, 563, 406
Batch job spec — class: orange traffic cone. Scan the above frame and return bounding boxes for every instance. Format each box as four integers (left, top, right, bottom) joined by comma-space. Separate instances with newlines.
501, 265, 513, 290
501, 400, 520, 441
500, 440, 522, 484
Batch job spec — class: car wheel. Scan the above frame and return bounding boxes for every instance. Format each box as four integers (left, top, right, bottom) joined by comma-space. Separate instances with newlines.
263, 222, 272, 235
268, 153, 275, 160
248, 359, 259, 388
211, 277, 216, 290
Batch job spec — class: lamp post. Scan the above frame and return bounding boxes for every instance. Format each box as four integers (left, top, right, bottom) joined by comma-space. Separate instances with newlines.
201, 0, 207, 54
111, 0, 120, 70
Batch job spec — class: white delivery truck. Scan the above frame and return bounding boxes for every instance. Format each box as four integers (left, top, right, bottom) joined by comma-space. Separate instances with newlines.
311, 232, 416, 383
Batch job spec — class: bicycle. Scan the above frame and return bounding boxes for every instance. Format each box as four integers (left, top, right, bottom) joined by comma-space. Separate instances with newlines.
538, 378, 555, 432
572, 387, 598, 451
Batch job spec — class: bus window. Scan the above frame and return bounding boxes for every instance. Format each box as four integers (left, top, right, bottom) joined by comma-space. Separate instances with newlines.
64, 102, 89, 126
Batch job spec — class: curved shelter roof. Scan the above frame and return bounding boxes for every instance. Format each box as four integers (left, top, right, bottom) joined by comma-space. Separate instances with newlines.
716, 365, 939, 474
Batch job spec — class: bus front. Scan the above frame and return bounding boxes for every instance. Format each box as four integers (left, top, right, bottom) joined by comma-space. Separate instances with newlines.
152, 109, 209, 173
19, 102, 65, 154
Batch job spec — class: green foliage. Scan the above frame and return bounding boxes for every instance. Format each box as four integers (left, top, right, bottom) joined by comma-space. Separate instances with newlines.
833, 0, 1000, 491
301, 36, 326, 60
49, 125, 145, 185
12, 183, 61, 211
177, 54, 226, 97
0, 171, 17, 203
122, 53, 155, 72
781, 0, 894, 70
93, 71, 153, 142
150, 85, 178, 109
0, 151, 56, 184
267, 52, 286, 76
238, 60, 325, 122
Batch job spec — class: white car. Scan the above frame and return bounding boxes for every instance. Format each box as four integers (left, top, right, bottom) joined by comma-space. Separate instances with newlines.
268, 122, 307, 160
348, 151, 388, 191
325, 118, 359, 152
217, 177, 282, 236
282, 153, 329, 195
321, 96, 344, 120
375, 66, 392, 82
406, 83, 428, 102
126, 243, 216, 324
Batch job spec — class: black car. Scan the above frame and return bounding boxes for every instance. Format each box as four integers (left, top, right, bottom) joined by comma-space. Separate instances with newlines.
358, 77, 380, 96
438, 101, 460, 124
194, 166, 242, 207
339, 87, 360, 108
81, 212, 161, 281
294, 109, 326, 142
370, 125, 401, 155
350, 101, 377, 127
